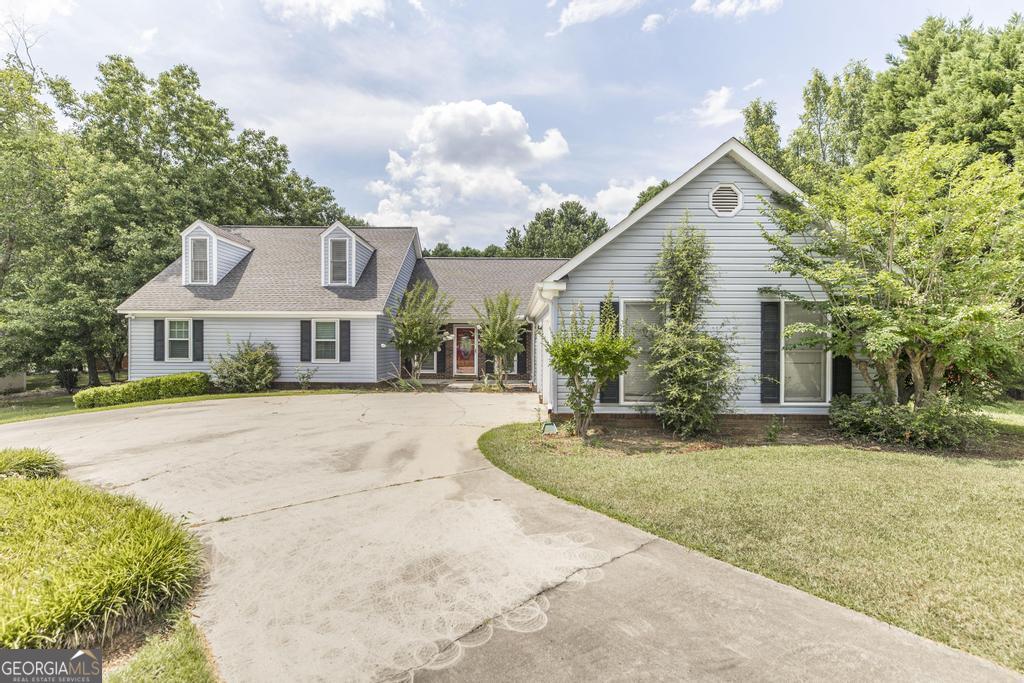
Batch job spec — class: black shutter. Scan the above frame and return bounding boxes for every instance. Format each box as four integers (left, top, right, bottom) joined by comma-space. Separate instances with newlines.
760, 302, 781, 403
192, 320, 204, 362
436, 338, 446, 373
516, 328, 528, 376
339, 320, 351, 362
300, 320, 311, 362
599, 301, 620, 403
832, 355, 852, 398
153, 319, 165, 361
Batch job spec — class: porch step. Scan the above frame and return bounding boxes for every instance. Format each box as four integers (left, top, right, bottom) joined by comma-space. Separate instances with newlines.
444, 381, 475, 392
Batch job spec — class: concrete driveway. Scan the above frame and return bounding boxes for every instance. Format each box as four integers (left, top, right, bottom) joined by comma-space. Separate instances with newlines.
0, 393, 1015, 682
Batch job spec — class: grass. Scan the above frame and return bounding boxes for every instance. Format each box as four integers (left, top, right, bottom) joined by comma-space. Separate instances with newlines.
0, 388, 359, 427
0, 476, 202, 648
107, 613, 217, 683
0, 448, 62, 478
480, 423, 1024, 672
986, 399, 1024, 435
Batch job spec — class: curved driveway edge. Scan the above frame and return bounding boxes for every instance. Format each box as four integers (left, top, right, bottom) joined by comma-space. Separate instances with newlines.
0, 393, 1015, 681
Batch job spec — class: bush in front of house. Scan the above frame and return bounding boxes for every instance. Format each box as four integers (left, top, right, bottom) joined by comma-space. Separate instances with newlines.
830, 394, 994, 450
210, 340, 280, 393
72, 372, 210, 409
0, 465, 201, 648
0, 448, 63, 479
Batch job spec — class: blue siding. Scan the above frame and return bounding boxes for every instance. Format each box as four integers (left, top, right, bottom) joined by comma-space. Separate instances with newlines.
554, 154, 868, 416
216, 240, 250, 283
355, 241, 374, 283
376, 239, 417, 380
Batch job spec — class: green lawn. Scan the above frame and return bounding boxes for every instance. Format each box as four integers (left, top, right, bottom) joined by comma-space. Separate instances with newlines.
0, 388, 359, 426
480, 424, 1024, 672
107, 613, 217, 683
986, 400, 1024, 435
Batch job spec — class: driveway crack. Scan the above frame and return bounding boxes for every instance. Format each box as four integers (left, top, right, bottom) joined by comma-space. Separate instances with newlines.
405, 537, 659, 677
193, 465, 493, 527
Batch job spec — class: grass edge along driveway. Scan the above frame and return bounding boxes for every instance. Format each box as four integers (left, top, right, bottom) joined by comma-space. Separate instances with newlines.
479, 423, 1024, 672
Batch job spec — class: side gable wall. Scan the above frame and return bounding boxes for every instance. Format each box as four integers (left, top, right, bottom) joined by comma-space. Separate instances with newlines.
355, 241, 374, 282
216, 240, 251, 282
376, 239, 419, 380
554, 154, 867, 415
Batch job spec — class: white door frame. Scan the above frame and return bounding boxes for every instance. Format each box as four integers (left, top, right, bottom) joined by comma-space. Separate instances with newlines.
453, 325, 478, 376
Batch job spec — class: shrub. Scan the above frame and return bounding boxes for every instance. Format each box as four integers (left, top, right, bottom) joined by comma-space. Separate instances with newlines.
0, 448, 62, 479
210, 340, 280, 393
646, 223, 740, 436
0, 477, 201, 647
73, 373, 209, 409
295, 366, 319, 390
830, 394, 994, 450
55, 367, 78, 394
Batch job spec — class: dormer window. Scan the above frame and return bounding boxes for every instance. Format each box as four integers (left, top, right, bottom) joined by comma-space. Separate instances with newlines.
329, 238, 349, 285
190, 237, 209, 284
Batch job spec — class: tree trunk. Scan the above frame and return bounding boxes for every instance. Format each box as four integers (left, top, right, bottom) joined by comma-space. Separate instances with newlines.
85, 352, 101, 387
907, 351, 927, 407
883, 357, 900, 405
104, 353, 121, 383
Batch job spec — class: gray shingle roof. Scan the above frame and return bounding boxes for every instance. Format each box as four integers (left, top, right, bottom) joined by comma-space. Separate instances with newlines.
118, 226, 418, 313
411, 257, 568, 320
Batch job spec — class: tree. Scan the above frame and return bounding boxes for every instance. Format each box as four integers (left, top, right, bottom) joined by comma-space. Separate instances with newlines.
422, 242, 504, 257
473, 292, 525, 390
545, 292, 638, 436
631, 180, 669, 214
763, 133, 1024, 408
741, 98, 784, 171
645, 222, 739, 435
387, 280, 452, 380
504, 201, 608, 257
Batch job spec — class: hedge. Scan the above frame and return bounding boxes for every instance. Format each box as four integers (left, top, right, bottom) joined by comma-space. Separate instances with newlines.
73, 373, 210, 409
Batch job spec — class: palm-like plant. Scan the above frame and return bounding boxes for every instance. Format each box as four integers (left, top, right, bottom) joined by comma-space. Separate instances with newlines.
473, 291, 525, 390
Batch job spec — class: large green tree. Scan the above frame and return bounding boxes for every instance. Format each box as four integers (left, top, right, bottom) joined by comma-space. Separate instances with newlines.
504, 200, 608, 258
763, 134, 1024, 407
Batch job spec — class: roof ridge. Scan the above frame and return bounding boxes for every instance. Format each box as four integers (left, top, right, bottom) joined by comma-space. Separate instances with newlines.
422, 256, 569, 261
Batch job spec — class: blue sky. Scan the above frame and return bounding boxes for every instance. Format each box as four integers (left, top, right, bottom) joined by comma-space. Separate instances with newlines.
3, 0, 1020, 247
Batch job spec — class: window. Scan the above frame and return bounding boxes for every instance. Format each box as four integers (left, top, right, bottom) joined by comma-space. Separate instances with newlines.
329, 239, 349, 285
190, 237, 209, 283
782, 302, 828, 403
314, 320, 338, 361
621, 301, 661, 403
709, 183, 742, 217
421, 351, 437, 373
167, 319, 191, 361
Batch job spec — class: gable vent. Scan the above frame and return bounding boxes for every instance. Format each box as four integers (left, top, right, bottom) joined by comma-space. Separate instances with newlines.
709, 183, 742, 217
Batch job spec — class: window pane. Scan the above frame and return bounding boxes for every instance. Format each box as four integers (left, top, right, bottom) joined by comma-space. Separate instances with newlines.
784, 303, 826, 402
421, 352, 436, 371
315, 340, 336, 360
315, 321, 336, 340
330, 240, 348, 283
168, 339, 190, 359
191, 239, 208, 282
168, 320, 190, 339
622, 302, 661, 402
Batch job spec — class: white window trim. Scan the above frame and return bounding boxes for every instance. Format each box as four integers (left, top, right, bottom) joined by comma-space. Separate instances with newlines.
708, 182, 743, 218
619, 298, 659, 406
779, 299, 832, 406
189, 235, 212, 285
312, 319, 340, 363
165, 318, 193, 363
416, 350, 438, 374
453, 325, 478, 376
328, 237, 352, 286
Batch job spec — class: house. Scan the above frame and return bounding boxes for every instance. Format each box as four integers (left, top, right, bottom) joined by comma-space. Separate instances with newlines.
118, 137, 862, 415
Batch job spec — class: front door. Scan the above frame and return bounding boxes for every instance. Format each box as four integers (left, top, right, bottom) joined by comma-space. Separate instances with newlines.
455, 327, 477, 375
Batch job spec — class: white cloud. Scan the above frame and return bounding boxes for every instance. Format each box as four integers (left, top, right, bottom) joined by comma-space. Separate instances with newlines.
261, 0, 388, 28
136, 27, 158, 53
742, 77, 764, 90
364, 100, 572, 241
549, 0, 646, 35
0, 0, 75, 24
592, 176, 660, 222
689, 85, 742, 127
640, 13, 664, 31
690, 0, 782, 19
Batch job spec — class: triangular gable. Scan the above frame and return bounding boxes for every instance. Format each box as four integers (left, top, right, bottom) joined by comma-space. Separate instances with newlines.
543, 137, 800, 283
